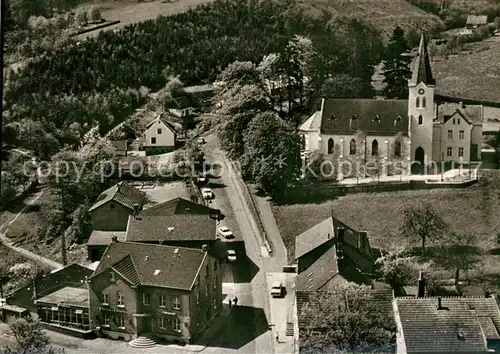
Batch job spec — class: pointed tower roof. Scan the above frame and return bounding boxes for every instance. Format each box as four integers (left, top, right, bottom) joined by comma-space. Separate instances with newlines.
410, 31, 435, 86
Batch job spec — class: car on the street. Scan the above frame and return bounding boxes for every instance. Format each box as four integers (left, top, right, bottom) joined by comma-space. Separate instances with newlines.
201, 188, 214, 199
218, 226, 234, 239
197, 137, 206, 144
271, 281, 284, 298
226, 250, 237, 262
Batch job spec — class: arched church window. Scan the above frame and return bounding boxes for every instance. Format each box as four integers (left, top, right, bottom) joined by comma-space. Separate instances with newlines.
416, 97, 420, 108
349, 139, 356, 155
422, 97, 426, 108
418, 115, 423, 125
371, 140, 379, 156
327, 138, 334, 154
394, 140, 402, 157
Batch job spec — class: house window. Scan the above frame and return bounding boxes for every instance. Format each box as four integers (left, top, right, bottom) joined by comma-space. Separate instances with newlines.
453, 118, 456, 124
416, 97, 420, 108
213, 260, 218, 271
116, 315, 125, 329
418, 115, 423, 125
371, 140, 378, 156
157, 128, 162, 134
173, 296, 181, 310
459, 130, 464, 139
457, 118, 461, 124
103, 313, 110, 326
394, 140, 402, 157
160, 295, 166, 308
447, 147, 452, 157
160, 316, 166, 329
422, 97, 426, 108
448, 130, 453, 139
143, 293, 151, 306
458, 147, 464, 157
349, 139, 356, 155
101, 293, 109, 305
109, 272, 115, 282
173, 318, 181, 332
327, 138, 334, 154
117, 292, 124, 307
110, 203, 114, 209
151, 137, 156, 144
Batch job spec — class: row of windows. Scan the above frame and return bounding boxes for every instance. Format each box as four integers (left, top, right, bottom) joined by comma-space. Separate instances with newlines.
446, 147, 464, 157
447, 130, 465, 140
416, 96, 427, 108
101, 291, 181, 310
326, 138, 402, 157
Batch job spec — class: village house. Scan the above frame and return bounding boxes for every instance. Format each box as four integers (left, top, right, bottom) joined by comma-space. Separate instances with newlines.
294, 216, 375, 291
87, 181, 146, 261
300, 33, 483, 178
393, 295, 500, 353
466, 15, 488, 29
87, 241, 222, 344
142, 113, 178, 154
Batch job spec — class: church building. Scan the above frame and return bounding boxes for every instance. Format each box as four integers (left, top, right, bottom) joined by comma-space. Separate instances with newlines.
300, 32, 483, 178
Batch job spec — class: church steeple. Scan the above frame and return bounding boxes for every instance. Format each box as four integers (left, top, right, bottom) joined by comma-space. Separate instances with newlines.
410, 31, 435, 86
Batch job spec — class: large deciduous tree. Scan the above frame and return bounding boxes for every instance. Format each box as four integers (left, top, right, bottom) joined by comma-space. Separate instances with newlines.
242, 111, 301, 199
400, 203, 448, 254
2, 317, 64, 354
299, 283, 396, 353
382, 26, 412, 99
321, 74, 365, 98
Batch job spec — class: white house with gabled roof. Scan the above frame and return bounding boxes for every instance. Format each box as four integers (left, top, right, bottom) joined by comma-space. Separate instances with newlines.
142, 113, 177, 154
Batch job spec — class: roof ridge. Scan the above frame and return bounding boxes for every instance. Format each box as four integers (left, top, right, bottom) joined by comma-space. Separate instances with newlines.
122, 241, 206, 253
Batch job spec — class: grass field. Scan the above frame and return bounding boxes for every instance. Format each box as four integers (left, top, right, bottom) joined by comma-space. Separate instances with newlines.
273, 170, 500, 261
434, 35, 500, 101
76, 0, 216, 39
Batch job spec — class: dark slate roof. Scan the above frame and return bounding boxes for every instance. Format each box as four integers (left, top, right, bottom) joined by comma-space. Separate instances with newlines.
467, 15, 488, 25
395, 297, 500, 353
89, 182, 146, 212
438, 103, 483, 125
410, 32, 436, 86
126, 215, 216, 242
145, 113, 178, 133
140, 198, 220, 216
319, 99, 409, 136
91, 242, 206, 290
295, 245, 339, 291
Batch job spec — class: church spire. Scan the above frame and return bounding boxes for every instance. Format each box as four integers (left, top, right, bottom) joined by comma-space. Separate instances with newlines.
410, 31, 435, 86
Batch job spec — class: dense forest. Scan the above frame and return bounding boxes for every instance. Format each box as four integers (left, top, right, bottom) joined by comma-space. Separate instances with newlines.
3, 0, 384, 157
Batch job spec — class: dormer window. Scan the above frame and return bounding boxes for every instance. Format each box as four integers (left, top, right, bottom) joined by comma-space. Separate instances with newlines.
394, 115, 403, 126
351, 114, 358, 120
330, 114, 336, 121
373, 115, 380, 123
109, 272, 115, 282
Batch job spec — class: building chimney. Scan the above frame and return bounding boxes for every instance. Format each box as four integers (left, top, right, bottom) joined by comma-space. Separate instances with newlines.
133, 203, 140, 214
437, 297, 443, 310
337, 227, 345, 243
418, 271, 426, 298
145, 256, 149, 261
201, 244, 208, 252
111, 235, 118, 243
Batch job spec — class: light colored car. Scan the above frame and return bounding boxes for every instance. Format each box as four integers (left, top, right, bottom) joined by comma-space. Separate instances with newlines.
218, 226, 234, 239
197, 137, 206, 144
226, 250, 237, 262
201, 188, 214, 199
271, 281, 284, 298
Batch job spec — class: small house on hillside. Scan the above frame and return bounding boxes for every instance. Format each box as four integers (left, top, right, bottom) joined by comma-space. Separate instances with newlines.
88, 181, 146, 232
294, 216, 375, 291
142, 114, 178, 154
466, 15, 488, 29
111, 140, 128, 157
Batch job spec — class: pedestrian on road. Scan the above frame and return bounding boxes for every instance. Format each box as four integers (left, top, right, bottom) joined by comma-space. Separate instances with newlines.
276, 332, 280, 343
233, 296, 238, 306
229, 299, 232, 308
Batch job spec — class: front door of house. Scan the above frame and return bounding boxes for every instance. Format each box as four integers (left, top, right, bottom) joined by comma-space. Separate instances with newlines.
140, 318, 151, 335
471, 144, 478, 161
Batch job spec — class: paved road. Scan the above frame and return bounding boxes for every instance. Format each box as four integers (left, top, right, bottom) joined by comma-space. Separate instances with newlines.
0, 191, 63, 270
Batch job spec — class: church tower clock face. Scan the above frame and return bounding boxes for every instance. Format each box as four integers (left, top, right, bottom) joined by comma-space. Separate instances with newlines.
418, 88, 425, 95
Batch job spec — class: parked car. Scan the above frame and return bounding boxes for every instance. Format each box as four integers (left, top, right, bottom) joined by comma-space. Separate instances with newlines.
201, 188, 214, 199
226, 250, 237, 262
218, 226, 234, 239
197, 137, 206, 144
270, 281, 284, 298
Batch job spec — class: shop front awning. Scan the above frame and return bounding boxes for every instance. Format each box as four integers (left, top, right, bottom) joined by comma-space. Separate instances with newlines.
51, 307, 59, 311
75, 309, 83, 314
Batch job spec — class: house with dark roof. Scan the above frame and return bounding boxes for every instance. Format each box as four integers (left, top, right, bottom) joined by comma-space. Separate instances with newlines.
87, 182, 146, 261
125, 214, 217, 251
394, 295, 500, 353
142, 113, 178, 154
294, 216, 375, 292
300, 32, 483, 178
466, 15, 488, 29
88, 241, 222, 344
139, 197, 220, 219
